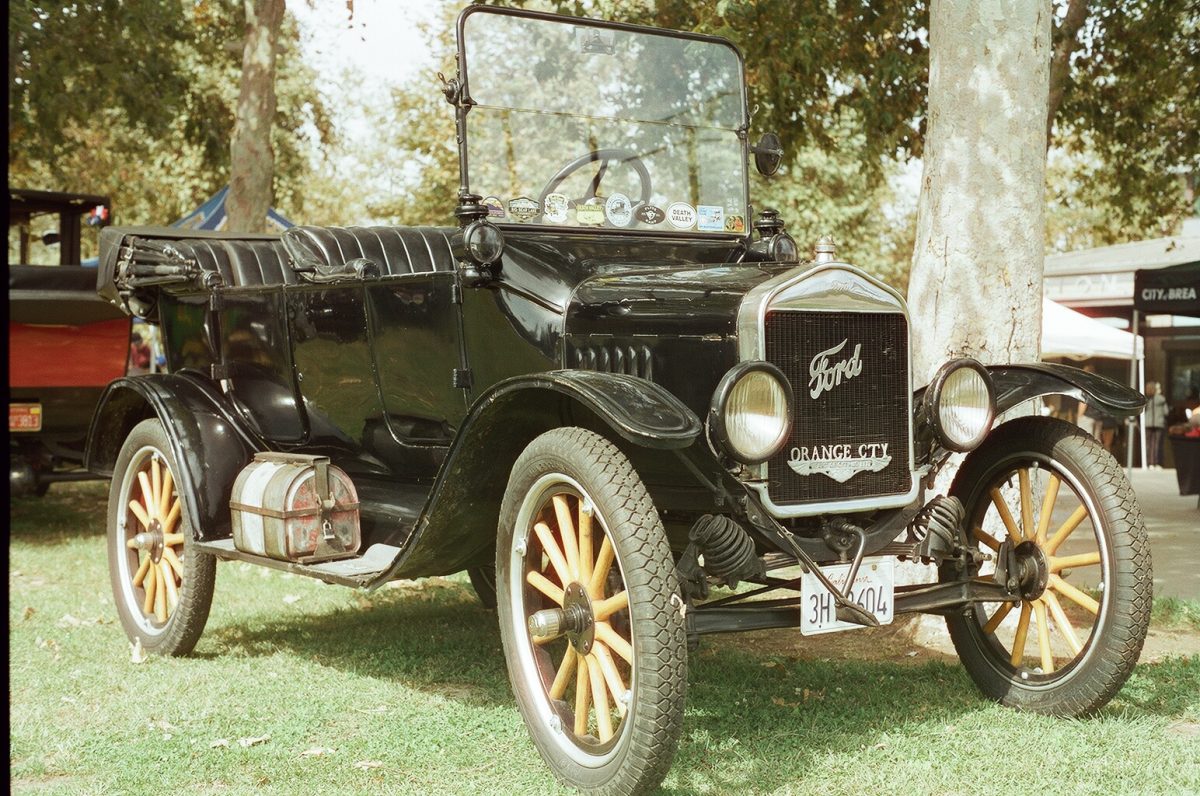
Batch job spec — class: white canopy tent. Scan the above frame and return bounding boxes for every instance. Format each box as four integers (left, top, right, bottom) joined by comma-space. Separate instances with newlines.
1041, 298, 1143, 360
1040, 298, 1146, 472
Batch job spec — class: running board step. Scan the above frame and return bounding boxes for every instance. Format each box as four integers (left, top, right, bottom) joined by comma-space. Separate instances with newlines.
195, 538, 400, 587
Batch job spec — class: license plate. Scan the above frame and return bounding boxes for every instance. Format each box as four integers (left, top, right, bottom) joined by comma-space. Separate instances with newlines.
9, 403, 43, 432
800, 558, 894, 635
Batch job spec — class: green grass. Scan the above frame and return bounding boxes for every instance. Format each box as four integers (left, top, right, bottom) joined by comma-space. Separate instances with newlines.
1152, 596, 1200, 632
9, 483, 1200, 795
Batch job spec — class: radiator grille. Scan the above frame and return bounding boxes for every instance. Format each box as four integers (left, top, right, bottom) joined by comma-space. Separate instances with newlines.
764, 310, 911, 505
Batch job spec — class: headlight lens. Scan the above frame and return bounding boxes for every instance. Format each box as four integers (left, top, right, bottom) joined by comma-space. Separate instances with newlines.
712, 364, 792, 464
931, 360, 994, 451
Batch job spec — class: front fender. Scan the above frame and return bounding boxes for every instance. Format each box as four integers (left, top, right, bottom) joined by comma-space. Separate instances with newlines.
370, 371, 703, 584
85, 373, 261, 540
988, 362, 1145, 417
915, 361, 1144, 467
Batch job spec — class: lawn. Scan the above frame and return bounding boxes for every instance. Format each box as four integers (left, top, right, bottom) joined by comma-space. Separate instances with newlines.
9, 483, 1200, 795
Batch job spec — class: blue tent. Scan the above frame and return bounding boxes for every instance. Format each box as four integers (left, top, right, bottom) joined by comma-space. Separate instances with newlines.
171, 186, 294, 231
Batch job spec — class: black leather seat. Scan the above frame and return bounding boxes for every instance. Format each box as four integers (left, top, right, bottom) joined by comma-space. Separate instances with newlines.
168, 238, 294, 287
283, 226, 457, 277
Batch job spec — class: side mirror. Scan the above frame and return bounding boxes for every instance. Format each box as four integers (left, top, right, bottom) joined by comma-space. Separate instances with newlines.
751, 132, 783, 177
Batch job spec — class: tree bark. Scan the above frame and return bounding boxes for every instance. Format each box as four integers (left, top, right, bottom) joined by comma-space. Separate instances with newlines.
226, 0, 285, 233
907, 0, 1052, 386
1046, 0, 1089, 146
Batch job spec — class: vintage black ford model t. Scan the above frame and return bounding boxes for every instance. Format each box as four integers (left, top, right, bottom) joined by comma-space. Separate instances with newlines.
89, 7, 1152, 794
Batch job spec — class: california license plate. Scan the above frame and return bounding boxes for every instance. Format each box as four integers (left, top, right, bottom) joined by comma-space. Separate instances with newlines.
800, 558, 894, 635
9, 403, 43, 432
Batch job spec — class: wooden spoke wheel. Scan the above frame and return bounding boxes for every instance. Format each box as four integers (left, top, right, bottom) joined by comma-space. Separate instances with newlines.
108, 419, 215, 656
497, 428, 686, 795
943, 417, 1151, 716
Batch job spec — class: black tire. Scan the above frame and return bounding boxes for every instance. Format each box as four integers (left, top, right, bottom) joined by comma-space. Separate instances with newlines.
467, 564, 498, 609
943, 416, 1151, 715
496, 428, 687, 795
108, 418, 216, 656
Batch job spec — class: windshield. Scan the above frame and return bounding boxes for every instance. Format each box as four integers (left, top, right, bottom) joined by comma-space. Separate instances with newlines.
460, 9, 748, 235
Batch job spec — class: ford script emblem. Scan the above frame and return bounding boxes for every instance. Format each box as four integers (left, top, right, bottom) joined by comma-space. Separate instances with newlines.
808, 338, 863, 399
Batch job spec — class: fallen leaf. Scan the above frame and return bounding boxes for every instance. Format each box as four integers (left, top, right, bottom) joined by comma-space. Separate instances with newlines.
301, 747, 335, 758
210, 738, 230, 749
238, 735, 271, 748
761, 660, 778, 668
282, 595, 301, 605
905, 650, 919, 657
130, 639, 148, 664
354, 759, 383, 770
771, 696, 800, 708
57, 613, 83, 629
21, 606, 35, 621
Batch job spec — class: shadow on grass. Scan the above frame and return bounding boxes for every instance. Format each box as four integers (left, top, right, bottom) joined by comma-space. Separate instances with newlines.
202, 583, 1199, 794
9, 482, 109, 546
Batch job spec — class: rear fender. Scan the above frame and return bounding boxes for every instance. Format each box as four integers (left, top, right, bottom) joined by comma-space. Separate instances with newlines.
371, 371, 703, 583
85, 373, 261, 540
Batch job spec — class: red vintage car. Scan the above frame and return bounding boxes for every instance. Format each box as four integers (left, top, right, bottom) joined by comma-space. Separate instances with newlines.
9, 189, 130, 495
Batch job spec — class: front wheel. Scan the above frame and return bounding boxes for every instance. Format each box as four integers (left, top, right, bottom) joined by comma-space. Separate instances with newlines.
943, 416, 1151, 715
107, 418, 215, 656
496, 428, 687, 795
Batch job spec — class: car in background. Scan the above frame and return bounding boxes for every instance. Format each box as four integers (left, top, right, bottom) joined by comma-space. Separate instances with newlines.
9, 188, 130, 495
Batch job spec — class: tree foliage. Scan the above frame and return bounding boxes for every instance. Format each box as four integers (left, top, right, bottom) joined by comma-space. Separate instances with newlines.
8, 1, 331, 226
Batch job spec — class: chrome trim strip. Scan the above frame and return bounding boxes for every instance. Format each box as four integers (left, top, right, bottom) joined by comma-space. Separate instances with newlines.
737, 261, 917, 518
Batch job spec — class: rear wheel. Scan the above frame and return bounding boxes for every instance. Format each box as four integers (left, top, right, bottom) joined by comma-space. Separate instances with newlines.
497, 428, 687, 795
108, 419, 215, 656
943, 417, 1151, 715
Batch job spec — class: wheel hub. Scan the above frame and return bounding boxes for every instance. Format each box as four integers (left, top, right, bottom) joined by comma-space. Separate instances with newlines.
527, 582, 596, 654
1014, 539, 1049, 600
131, 519, 166, 564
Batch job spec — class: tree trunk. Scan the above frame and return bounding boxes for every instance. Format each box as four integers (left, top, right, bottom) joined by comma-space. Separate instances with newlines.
1046, 0, 1089, 146
908, 0, 1052, 386
226, 0, 285, 233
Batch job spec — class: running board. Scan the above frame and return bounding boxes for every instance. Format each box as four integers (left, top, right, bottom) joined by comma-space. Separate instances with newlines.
195, 538, 401, 588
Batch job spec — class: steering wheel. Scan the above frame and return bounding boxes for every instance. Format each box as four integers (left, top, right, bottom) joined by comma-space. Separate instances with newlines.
536, 148, 653, 213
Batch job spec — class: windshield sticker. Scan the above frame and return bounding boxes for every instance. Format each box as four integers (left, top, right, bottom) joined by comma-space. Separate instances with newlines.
697, 205, 725, 232
725, 214, 746, 234
636, 205, 665, 225
605, 193, 633, 228
483, 196, 506, 219
576, 203, 606, 226
544, 193, 569, 224
667, 202, 697, 230
507, 196, 539, 222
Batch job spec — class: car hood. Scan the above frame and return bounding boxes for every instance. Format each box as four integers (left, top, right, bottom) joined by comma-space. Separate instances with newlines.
566, 262, 800, 338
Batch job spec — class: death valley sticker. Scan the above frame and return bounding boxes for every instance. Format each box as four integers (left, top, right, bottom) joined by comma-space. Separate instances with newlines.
507, 196, 539, 222
544, 193, 569, 224
482, 196, 506, 219
575, 203, 606, 226
667, 202, 696, 230
697, 205, 725, 232
604, 193, 633, 227
635, 204, 665, 225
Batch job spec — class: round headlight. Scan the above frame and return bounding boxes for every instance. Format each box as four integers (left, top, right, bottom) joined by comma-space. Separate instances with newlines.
928, 359, 995, 452
710, 363, 793, 464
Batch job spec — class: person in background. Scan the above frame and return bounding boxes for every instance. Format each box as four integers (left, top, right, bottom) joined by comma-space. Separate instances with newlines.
1144, 381, 1168, 469
128, 332, 151, 376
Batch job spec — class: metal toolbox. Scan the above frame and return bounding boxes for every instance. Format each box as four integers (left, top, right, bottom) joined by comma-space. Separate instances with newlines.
230, 453, 361, 563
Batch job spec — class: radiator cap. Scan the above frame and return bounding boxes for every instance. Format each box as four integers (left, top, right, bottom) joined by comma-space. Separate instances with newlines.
813, 235, 837, 263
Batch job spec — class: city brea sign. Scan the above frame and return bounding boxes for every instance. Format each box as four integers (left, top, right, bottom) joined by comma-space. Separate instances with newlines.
786, 441, 892, 483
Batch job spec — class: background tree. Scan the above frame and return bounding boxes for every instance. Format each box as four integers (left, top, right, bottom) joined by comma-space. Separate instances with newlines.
8, 0, 330, 233
227, 0, 286, 232
907, 0, 1051, 382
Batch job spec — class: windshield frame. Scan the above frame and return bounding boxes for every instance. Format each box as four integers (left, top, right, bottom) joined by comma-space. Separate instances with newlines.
453, 5, 753, 242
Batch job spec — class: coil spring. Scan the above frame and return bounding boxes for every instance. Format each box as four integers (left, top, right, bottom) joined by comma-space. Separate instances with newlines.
908, 495, 965, 549
689, 514, 759, 583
